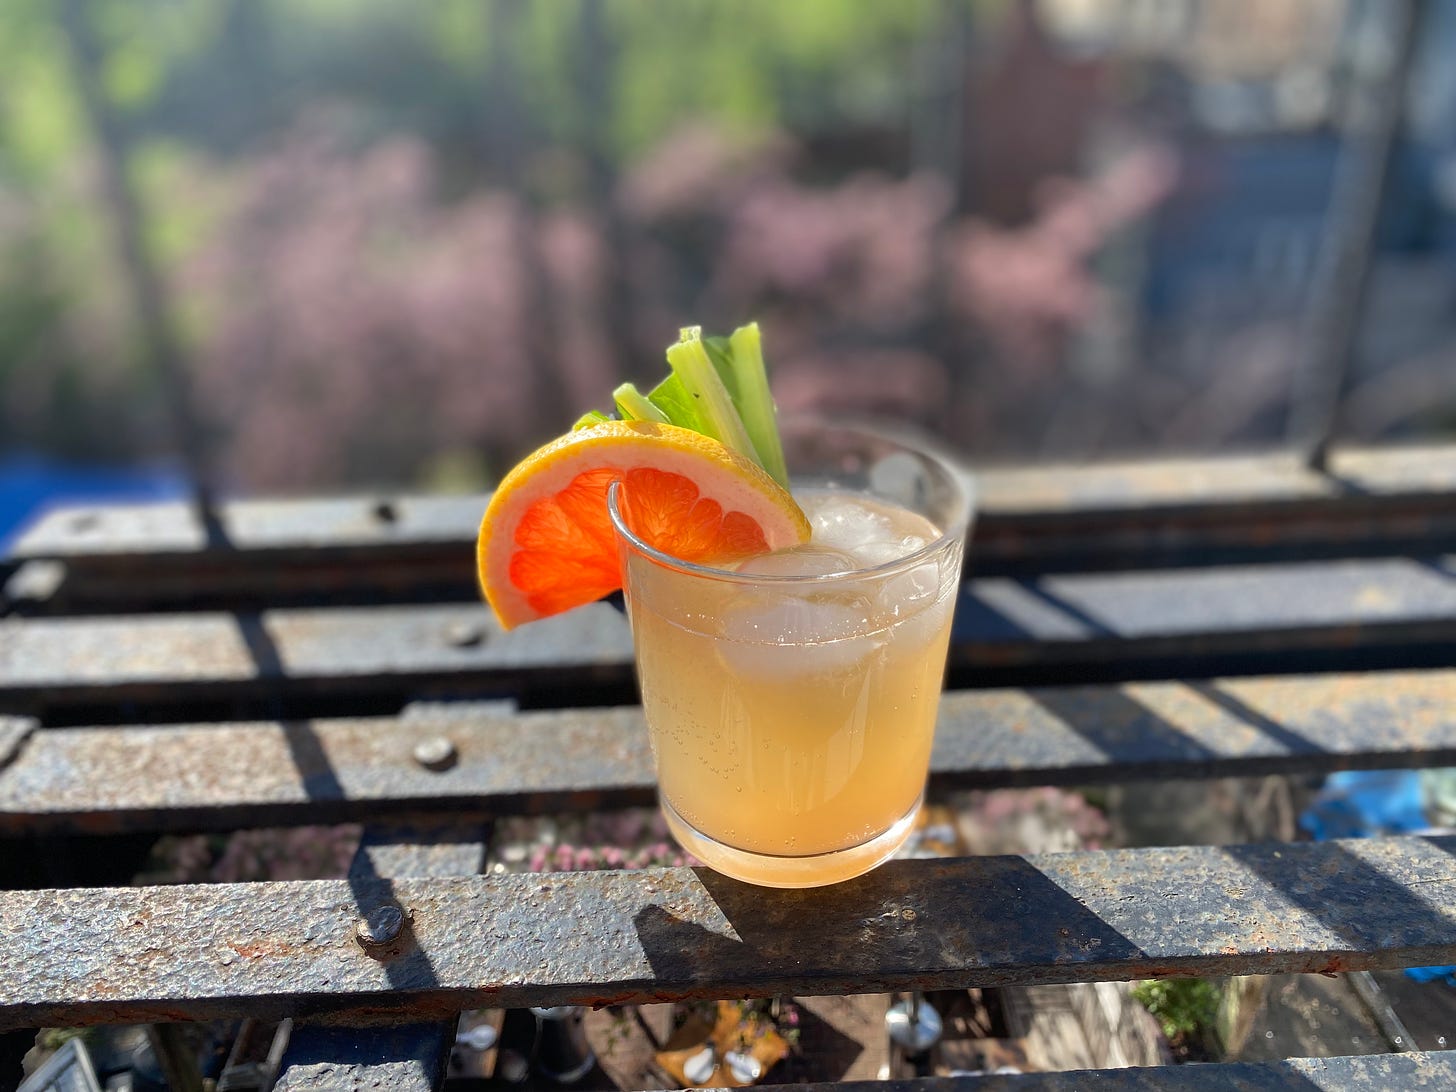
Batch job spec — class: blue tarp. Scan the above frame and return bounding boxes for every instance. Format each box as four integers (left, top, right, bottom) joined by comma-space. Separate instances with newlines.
1299, 769, 1456, 985
1298, 770, 1430, 841
0, 454, 187, 554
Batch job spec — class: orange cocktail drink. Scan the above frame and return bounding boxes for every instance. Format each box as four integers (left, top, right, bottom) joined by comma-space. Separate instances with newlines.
610, 424, 972, 887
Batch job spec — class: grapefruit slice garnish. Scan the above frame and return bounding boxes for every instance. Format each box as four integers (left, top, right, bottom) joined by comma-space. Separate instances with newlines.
477, 420, 809, 629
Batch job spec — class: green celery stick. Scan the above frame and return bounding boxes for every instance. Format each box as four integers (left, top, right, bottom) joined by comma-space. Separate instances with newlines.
703, 336, 743, 403
664, 327, 759, 464
649, 336, 749, 431
572, 409, 612, 430
725, 322, 789, 489
646, 373, 705, 432
613, 382, 670, 423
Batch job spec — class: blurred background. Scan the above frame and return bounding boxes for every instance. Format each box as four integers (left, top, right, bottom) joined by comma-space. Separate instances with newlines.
3, 0, 1456, 541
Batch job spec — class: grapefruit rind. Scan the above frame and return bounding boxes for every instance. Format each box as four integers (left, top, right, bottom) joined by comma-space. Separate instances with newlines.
477, 421, 809, 629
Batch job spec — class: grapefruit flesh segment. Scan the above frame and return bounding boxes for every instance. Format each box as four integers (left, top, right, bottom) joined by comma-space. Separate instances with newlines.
477, 421, 809, 629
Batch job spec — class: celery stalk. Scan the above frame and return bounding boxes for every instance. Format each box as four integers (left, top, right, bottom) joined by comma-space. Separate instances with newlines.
574, 323, 790, 489
725, 322, 789, 489
703, 336, 743, 403
647, 373, 706, 432
613, 382, 671, 423
664, 327, 759, 464
573, 409, 612, 430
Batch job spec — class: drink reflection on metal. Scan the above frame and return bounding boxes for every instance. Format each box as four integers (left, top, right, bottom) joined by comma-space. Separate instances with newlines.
530, 1006, 597, 1084
886, 992, 943, 1055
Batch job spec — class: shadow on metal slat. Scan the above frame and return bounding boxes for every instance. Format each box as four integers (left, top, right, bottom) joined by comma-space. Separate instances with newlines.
4, 836, 1456, 1031
5, 670, 1456, 836
271, 823, 489, 1092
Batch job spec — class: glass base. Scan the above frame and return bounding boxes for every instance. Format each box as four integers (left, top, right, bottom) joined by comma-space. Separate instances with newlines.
661, 794, 923, 888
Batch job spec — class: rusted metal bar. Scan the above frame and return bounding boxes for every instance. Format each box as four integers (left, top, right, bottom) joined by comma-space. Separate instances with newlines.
7, 553, 1456, 716
950, 554, 1456, 684
4, 835, 1456, 1031
274, 1023, 453, 1092
0, 705, 648, 834
1287, 0, 1425, 468
0, 602, 635, 717
1346, 968, 1417, 1053
7, 670, 1456, 836
349, 823, 491, 882
13, 446, 1456, 562
9, 494, 485, 560
8, 446, 1456, 614
272, 823, 489, 1092
712, 1051, 1456, 1088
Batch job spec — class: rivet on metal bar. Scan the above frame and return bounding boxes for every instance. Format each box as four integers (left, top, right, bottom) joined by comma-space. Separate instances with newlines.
412, 737, 458, 772
355, 903, 411, 956
443, 619, 486, 648
372, 499, 400, 524
3, 561, 67, 607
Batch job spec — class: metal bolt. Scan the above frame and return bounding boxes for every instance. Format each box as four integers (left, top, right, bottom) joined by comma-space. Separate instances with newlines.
372, 499, 399, 524
356, 904, 409, 953
444, 619, 485, 648
412, 736, 458, 772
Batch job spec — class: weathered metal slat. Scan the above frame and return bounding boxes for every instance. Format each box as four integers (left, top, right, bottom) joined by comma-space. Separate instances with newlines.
349, 824, 490, 883
976, 445, 1456, 513
9, 446, 1456, 615
0, 705, 647, 835
9, 494, 485, 560
273, 1023, 453, 1092
6, 555, 1456, 713
272, 823, 489, 1092
0, 602, 634, 714
13, 446, 1456, 562
731, 1053, 1456, 1089
7, 670, 1456, 836
4, 836, 1455, 1030
950, 556, 1456, 682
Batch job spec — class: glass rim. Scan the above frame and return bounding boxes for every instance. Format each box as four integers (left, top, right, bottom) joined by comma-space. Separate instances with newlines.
606, 419, 975, 586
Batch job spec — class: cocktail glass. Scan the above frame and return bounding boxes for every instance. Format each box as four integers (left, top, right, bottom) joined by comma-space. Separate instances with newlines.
608, 422, 973, 887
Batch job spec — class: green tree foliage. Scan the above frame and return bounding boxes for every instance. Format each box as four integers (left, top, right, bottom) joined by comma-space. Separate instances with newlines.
0, 0, 959, 466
